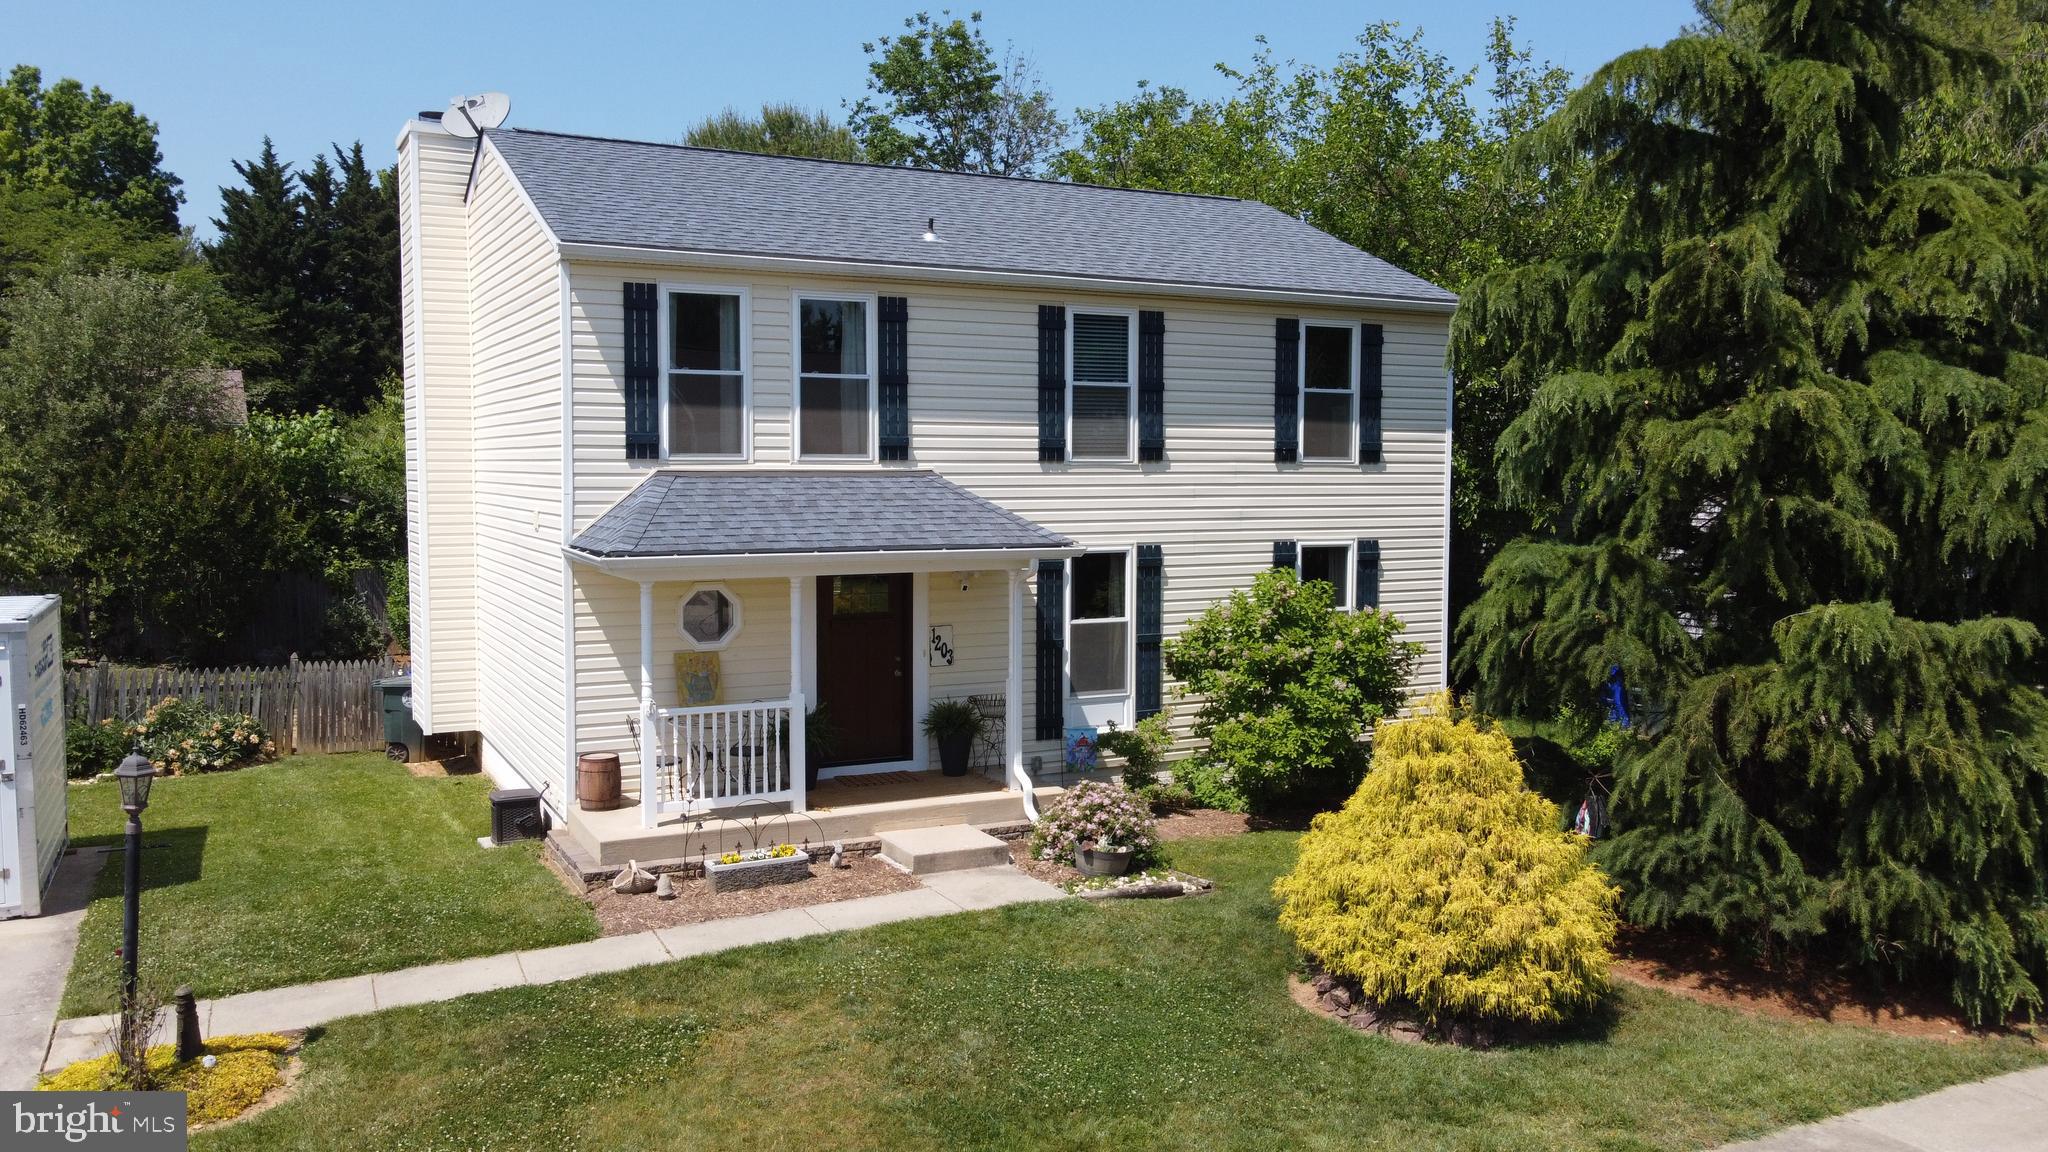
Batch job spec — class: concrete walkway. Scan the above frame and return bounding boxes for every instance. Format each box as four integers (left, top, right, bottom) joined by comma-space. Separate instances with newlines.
39, 864, 1062, 1073
0, 853, 97, 1089
1717, 1065, 2048, 1151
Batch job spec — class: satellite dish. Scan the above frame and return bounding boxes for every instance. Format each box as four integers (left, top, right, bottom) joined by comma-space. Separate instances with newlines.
442, 92, 511, 137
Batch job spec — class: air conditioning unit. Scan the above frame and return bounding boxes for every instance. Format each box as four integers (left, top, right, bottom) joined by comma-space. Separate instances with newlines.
489, 788, 545, 845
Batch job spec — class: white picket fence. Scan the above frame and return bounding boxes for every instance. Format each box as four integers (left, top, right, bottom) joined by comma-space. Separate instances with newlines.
65, 656, 404, 755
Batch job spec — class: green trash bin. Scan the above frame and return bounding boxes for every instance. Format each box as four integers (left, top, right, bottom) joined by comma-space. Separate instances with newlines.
375, 676, 424, 762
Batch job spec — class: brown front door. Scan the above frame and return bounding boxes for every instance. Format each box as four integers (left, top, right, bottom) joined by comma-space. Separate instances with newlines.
816, 573, 912, 767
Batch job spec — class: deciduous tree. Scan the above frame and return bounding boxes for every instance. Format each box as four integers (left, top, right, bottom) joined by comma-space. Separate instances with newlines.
685, 104, 862, 161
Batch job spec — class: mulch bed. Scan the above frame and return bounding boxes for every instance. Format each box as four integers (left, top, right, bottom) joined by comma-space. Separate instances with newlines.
1154, 808, 1253, 840
1008, 839, 1082, 887
1611, 927, 2038, 1041
588, 854, 919, 936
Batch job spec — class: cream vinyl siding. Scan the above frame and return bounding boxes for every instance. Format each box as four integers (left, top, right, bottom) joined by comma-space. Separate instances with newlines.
465, 145, 569, 799
564, 261, 1449, 766
398, 124, 480, 730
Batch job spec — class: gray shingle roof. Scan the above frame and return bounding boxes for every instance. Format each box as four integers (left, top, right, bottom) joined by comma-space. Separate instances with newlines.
486, 128, 1455, 305
570, 471, 1075, 558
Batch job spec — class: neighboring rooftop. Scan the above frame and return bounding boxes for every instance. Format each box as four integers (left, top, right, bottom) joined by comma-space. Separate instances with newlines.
484, 128, 1456, 305
568, 471, 1076, 559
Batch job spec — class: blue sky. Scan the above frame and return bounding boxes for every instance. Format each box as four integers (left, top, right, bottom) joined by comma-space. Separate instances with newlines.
9, 0, 1696, 239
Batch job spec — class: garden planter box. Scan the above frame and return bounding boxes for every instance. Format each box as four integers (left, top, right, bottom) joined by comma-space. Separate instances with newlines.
704, 850, 811, 893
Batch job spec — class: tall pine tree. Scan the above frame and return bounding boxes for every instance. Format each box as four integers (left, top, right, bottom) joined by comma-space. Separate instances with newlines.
206, 138, 398, 413
1456, 0, 2048, 1021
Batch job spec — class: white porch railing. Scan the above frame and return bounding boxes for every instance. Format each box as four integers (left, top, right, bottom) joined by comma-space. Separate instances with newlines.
643, 696, 804, 817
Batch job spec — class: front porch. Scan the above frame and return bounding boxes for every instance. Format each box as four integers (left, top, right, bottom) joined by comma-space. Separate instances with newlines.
563, 469, 1083, 845
564, 769, 1077, 867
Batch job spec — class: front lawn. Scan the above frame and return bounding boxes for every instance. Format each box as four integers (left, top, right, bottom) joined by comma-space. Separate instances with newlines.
61, 754, 598, 1016
199, 833, 2041, 1152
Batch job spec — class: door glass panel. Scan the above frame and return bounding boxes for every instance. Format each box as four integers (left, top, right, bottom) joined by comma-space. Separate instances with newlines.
831, 575, 893, 615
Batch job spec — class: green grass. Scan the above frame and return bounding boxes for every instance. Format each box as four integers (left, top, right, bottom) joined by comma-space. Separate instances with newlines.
199, 833, 2040, 1152
60, 753, 599, 1017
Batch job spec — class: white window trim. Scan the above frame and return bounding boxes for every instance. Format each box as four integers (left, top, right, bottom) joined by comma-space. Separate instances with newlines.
658, 281, 753, 463
1066, 546, 1136, 700
1066, 306, 1139, 463
677, 582, 744, 651
1299, 320, 1359, 464
1296, 540, 1355, 611
792, 290, 881, 463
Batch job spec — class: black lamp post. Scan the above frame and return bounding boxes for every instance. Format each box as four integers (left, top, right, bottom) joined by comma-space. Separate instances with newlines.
113, 752, 155, 1030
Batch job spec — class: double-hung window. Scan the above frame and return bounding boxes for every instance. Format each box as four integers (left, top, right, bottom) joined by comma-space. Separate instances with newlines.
1298, 543, 1352, 607
1069, 551, 1129, 695
1301, 322, 1356, 462
665, 290, 747, 459
797, 296, 874, 460
1069, 310, 1136, 461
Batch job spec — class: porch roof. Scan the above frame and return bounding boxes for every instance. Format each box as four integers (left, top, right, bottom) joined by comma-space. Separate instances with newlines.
568, 470, 1075, 560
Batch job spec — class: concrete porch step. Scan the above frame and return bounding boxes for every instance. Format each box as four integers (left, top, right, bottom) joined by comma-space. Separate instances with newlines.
879, 825, 1012, 874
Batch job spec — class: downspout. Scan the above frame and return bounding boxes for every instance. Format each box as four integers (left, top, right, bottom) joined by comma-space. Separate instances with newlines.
1007, 568, 1038, 822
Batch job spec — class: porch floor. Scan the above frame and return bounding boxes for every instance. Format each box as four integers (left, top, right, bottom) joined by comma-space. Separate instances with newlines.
566, 771, 1079, 868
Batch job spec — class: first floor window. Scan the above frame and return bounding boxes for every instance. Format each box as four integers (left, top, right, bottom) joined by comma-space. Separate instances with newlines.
1299, 544, 1351, 606
798, 297, 872, 458
1069, 551, 1128, 695
679, 585, 741, 649
1301, 322, 1355, 461
1070, 311, 1134, 460
668, 291, 745, 457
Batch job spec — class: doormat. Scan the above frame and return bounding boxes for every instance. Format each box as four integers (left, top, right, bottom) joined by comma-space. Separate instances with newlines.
823, 771, 922, 789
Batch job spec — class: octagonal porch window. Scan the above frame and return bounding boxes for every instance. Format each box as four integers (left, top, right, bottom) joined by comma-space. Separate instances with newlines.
678, 584, 741, 650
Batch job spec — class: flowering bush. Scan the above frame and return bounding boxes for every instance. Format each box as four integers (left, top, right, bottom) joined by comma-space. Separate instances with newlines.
1030, 780, 1160, 867
130, 697, 274, 775
67, 717, 132, 779
1165, 567, 1421, 812
716, 843, 799, 865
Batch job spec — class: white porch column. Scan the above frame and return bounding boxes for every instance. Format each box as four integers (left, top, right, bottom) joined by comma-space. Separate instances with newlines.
638, 579, 657, 829
789, 575, 807, 814
1007, 566, 1036, 821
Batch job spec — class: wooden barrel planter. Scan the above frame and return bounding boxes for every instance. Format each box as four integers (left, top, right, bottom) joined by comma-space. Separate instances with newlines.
577, 751, 623, 811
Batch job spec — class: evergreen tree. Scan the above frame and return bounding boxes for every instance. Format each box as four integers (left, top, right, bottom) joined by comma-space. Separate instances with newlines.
1456, 0, 2048, 1021
206, 139, 398, 413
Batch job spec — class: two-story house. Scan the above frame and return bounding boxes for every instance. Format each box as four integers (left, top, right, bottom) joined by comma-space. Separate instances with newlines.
397, 113, 1455, 867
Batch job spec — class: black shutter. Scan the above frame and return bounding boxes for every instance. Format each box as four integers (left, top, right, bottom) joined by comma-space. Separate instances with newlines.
1038, 305, 1066, 462
624, 282, 659, 459
1135, 545, 1164, 719
1035, 560, 1066, 739
1359, 323, 1384, 464
878, 295, 910, 460
1138, 310, 1165, 462
1274, 318, 1299, 463
1355, 539, 1381, 609
1273, 540, 1298, 572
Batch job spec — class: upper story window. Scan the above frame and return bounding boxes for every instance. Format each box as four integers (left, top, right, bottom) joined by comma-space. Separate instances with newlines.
1069, 550, 1129, 696
1298, 543, 1352, 607
1301, 323, 1356, 462
797, 296, 874, 460
666, 290, 748, 459
1069, 310, 1136, 461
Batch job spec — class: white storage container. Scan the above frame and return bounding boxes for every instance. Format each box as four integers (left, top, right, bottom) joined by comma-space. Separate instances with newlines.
1, 595, 66, 918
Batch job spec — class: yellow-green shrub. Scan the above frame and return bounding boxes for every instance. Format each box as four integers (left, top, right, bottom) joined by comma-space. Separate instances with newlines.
40, 1033, 290, 1125
1273, 694, 1618, 1026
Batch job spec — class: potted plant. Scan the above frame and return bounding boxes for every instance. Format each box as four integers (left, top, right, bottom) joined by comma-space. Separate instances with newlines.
1075, 840, 1137, 876
922, 698, 986, 777
801, 704, 839, 792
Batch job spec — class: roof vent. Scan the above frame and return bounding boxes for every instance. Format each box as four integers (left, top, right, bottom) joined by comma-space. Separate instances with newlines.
922, 216, 940, 243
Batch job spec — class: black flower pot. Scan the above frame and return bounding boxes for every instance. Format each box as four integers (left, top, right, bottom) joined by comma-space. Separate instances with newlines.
938, 730, 973, 776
